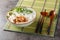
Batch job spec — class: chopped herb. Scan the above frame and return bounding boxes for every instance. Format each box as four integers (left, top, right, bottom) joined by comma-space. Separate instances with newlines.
6, 16, 9, 18
26, 10, 33, 13
15, 7, 24, 12
9, 12, 13, 16
10, 7, 33, 14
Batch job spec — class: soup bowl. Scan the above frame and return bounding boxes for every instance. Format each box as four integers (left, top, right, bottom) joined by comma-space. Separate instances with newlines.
6, 7, 36, 27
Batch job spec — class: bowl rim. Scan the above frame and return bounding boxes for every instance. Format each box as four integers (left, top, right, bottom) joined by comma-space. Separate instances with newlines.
6, 7, 36, 25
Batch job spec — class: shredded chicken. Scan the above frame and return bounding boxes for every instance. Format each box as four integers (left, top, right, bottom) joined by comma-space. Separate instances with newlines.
13, 16, 28, 24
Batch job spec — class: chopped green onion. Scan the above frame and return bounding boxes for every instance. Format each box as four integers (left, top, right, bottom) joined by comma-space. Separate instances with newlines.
9, 12, 13, 16
10, 7, 33, 14
6, 16, 9, 18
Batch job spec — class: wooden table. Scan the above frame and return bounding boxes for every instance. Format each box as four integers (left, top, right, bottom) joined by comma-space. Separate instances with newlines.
0, 0, 60, 40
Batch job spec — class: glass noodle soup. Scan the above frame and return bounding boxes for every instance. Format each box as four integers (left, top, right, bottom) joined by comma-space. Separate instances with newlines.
7, 7, 36, 24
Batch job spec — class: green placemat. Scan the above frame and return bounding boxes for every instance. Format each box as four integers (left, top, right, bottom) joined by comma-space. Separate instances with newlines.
4, 0, 59, 37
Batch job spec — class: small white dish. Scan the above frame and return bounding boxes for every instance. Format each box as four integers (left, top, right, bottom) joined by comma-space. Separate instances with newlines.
6, 7, 36, 27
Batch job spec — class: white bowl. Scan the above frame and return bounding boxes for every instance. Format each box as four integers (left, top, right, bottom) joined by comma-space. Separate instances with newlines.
7, 7, 36, 27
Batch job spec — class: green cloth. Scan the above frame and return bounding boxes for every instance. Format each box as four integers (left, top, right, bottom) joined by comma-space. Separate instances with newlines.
4, 0, 59, 37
